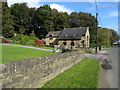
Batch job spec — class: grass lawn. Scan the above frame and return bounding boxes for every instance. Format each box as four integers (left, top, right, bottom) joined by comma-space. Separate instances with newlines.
40, 58, 100, 88
39, 46, 53, 50
102, 48, 110, 50
1, 45, 55, 63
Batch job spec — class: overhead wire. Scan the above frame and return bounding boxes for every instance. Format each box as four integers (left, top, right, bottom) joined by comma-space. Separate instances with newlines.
95, 0, 103, 28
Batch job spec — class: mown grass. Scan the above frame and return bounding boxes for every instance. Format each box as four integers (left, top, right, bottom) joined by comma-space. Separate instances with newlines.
39, 46, 53, 50
1, 45, 55, 63
40, 58, 100, 88
102, 48, 110, 50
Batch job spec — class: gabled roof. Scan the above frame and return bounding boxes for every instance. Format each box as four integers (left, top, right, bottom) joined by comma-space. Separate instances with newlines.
45, 31, 61, 38
57, 27, 88, 40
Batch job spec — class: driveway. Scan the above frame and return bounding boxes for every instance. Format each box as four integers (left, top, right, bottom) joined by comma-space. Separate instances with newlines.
2, 43, 53, 52
85, 46, 118, 88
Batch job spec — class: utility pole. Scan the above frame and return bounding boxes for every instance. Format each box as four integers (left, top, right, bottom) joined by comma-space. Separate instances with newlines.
95, 13, 98, 53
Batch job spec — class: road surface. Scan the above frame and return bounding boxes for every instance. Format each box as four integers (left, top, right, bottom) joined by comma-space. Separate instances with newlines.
1, 43, 53, 52
105, 46, 118, 88
85, 46, 118, 88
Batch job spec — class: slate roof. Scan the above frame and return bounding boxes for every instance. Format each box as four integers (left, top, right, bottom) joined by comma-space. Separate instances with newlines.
45, 31, 61, 38
57, 27, 88, 40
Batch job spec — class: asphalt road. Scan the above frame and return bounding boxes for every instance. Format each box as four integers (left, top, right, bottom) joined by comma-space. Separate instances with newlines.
85, 46, 118, 88
105, 46, 118, 88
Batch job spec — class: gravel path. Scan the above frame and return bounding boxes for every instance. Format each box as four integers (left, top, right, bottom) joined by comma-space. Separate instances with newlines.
2, 43, 53, 52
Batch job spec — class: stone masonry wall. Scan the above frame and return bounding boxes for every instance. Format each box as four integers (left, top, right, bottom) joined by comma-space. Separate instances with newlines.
1, 51, 85, 88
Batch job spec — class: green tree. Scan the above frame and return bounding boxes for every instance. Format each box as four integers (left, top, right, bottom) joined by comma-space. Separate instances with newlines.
110, 29, 118, 45
26, 7, 36, 35
10, 3, 29, 35
52, 9, 70, 31
98, 27, 118, 47
34, 5, 54, 38
69, 12, 79, 27
2, 2, 15, 38
98, 28, 110, 47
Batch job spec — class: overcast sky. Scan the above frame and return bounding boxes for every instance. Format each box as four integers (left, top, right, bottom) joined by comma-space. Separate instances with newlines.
7, 0, 119, 33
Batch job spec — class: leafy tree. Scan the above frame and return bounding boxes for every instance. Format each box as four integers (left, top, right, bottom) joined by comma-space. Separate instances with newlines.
69, 12, 79, 27
25, 7, 36, 35
10, 3, 29, 35
98, 27, 118, 47
98, 28, 110, 47
34, 5, 54, 39
52, 9, 70, 31
110, 29, 118, 44
2, 2, 15, 38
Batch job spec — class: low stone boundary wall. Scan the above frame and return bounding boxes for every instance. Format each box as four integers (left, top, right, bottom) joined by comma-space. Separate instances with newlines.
1, 51, 85, 88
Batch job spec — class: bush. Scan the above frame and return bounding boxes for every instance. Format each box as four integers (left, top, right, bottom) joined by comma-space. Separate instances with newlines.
34, 39, 44, 47
90, 43, 96, 48
8, 34, 38, 45
2, 38, 10, 43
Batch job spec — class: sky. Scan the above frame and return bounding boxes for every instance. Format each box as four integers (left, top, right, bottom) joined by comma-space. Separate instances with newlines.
7, 0, 119, 33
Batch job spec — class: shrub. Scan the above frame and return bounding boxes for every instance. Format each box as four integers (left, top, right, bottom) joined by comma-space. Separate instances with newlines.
2, 38, 10, 43
90, 43, 96, 48
34, 39, 44, 47
8, 34, 38, 45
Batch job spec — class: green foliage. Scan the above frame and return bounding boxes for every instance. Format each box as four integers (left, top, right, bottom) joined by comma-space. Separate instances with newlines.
2, 2, 15, 38
98, 27, 118, 47
10, 3, 29, 34
41, 58, 100, 88
34, 5, 54, 39
69, 12, 80, 27
52, 10, 70, 31
27, 8, 36, 35
110, 29, 119, 44
9, 34, 38, 45
90, 43, 96, 48
2, 45, 55, 63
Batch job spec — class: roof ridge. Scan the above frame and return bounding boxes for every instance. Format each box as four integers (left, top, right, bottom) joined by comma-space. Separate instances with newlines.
65, 27, 88, 29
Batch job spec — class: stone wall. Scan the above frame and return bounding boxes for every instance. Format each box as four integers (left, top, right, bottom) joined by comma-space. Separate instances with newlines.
1, 51, 85, 88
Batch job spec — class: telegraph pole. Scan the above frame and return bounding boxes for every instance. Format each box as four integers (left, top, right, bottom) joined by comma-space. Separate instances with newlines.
95, 13, 98, 53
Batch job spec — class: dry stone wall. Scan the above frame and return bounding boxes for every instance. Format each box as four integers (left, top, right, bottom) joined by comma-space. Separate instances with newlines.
1, 51, 85, 88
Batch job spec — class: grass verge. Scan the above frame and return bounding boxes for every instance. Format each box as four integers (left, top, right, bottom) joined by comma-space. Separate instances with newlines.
40, 58, 100, 88
102, 48, 110, 50
2, 45, 55, 63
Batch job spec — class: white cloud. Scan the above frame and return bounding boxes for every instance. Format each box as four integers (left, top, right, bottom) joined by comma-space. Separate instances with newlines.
109, 11, 118, 17
7, 0, 41, 8
88, 0, 119, 2
40, 0, 119, 2
50, 3, 74, 14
